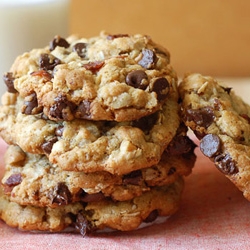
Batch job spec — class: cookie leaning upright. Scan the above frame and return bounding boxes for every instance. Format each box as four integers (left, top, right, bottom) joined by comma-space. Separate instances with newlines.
179, 73, 250, 200
7, 32, 177, 122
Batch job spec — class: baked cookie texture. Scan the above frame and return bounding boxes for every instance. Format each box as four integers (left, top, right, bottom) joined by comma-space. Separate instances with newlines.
0, 178, 183, 234
179, 73, 250, 200
0, 89, 180, 175
0, 32, 196, 235
1, 130, 195, 208
7, 31, 177, 122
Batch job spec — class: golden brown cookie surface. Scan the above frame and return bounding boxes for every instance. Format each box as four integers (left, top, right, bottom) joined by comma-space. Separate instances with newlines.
5, 32, 177, 122
179, 73, 250, 200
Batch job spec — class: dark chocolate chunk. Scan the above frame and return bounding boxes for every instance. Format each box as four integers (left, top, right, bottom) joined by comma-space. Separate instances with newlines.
82, 61, 104, 73
75, 213, 92, 237
138, 49, 157, 69
125, 70, 148, 90
75, 100, 91, 119
123, 170, 143, 185
3, 72, 17, 93
200, 134, 221, 158
221, 86, 232, 94
50, 182, 72, 205
22, 92, 38, 115
106, 34, 129, 40
73, 43, 88, 58
185, 107, 215, 128
41, 137, 58, 154
49, 36, 70, 51
167, 135, 196, 155
49, 94, 76, 120
214, 153, 238, 175
167, 167, 176, 176
4, 173, 22, 187
152, 77, 170, 101
132, 112, 158, 134
144, 210, 159, 223
39, 53, 61, 71
77, 190, 106, 203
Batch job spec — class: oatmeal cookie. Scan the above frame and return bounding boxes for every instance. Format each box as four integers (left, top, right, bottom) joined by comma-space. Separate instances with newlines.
179, 73, 250, 200
0, 177, 184, 235
4, 32, 177, 122
1, 129, 195, 207
0, 89, 180, 175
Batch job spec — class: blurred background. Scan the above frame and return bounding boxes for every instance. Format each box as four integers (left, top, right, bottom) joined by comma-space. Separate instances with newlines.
70, 0, 250, 77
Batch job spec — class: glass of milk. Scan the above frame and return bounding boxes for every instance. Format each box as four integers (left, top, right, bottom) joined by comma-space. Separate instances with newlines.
0, 0, 69, 97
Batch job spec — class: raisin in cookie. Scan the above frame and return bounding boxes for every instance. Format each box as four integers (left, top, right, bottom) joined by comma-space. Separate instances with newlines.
4, 31, 177, 122
179, 73, 250, 200
0, 89, 180, 175
1, 128, 195, 208
0, 177, 184, 235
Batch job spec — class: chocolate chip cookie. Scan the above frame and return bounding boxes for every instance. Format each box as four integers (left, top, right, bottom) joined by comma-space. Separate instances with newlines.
4, 32, 177, 122
179, 73, 250, 200
1, 126, 195, 208
0, 177, 184, 235
0, 88, 180, 175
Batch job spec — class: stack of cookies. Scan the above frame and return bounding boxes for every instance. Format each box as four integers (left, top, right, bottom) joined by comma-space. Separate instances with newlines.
0, 32, 196, 236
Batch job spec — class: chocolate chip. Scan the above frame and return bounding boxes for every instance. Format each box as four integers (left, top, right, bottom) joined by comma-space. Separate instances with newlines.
138, 49, 157, 69
167, 135, 196, 155
49, 36, 70, 51
152, 77, 170, 101
55, 125, 64, 137
144, 210, 158, 223
185, 107, 215, 129
125, 70, 148, 90
75, 213, 92, 237
200, 134, 221, 158
82, 61, 104, 73
73, 43, 88, 58
154, 47, 169, 57
77, 190, 106, 203
41, 137, 58, 154
221, 86, 232, 94
214, 154, 238, 175
50, 182, 72, 205
39, 53, 61, 71
3, 72, 17, 93
4, 173, 22, 187
75, 100, 91, 119
167, 167, 176, 176
22, 92, 38, 115
132, 112, 158, 134
106, 34, 129, 40
123, 170, 143, 185
49, 95, 76, 120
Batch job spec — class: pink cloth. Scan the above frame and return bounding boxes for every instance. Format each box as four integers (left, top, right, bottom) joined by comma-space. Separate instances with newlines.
0, 137, 250, 250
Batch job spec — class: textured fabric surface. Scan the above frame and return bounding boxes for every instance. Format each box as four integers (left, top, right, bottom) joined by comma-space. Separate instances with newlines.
1, 78, 250, 250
